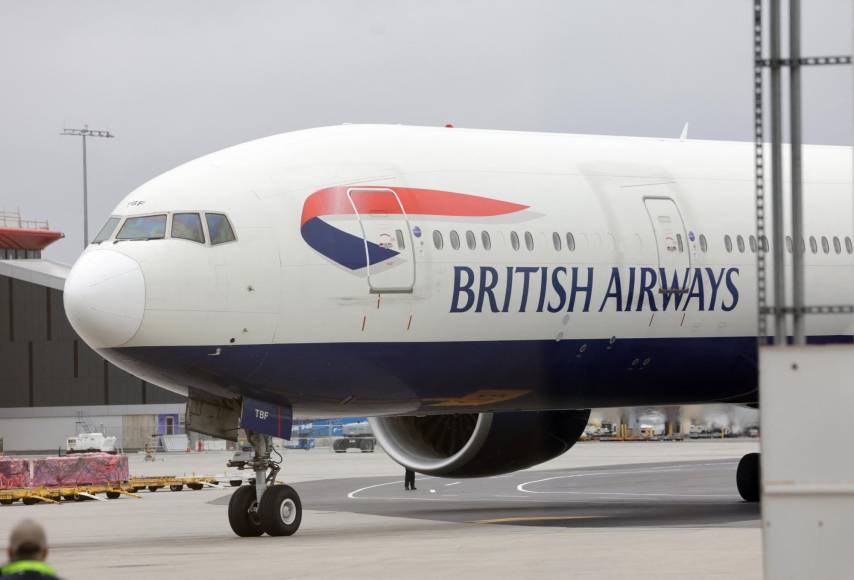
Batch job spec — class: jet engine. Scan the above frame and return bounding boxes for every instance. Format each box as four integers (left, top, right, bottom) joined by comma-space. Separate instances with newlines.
369, 409, 591, 478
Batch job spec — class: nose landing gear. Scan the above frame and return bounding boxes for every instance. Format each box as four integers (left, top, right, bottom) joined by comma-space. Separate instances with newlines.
227, 430, 302, 537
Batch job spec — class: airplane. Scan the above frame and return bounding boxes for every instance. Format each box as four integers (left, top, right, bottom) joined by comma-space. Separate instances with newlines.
62, 123, 854, 537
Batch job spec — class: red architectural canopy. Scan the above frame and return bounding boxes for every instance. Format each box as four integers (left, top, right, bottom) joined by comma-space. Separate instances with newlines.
0, 227, 64, 251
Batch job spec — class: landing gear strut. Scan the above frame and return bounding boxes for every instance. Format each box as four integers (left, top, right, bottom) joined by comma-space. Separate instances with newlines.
227, 431, 302, 537
737, 452, 760, 503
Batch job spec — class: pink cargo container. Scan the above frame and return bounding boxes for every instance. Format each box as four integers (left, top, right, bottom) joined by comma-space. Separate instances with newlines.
31, 453, 129, 487
0, 457, 31, 489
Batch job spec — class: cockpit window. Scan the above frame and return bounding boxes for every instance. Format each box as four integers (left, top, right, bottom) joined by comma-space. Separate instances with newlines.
206, 213, 236, 245
172, 213, 205, 243
116, 215, 167, 240
92, 217, 120, 244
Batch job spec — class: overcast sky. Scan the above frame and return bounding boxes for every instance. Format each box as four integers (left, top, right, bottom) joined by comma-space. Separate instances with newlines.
0, 0, 851, 264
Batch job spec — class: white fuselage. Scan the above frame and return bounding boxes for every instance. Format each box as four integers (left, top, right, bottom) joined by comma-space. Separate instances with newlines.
63, 125, 854, 417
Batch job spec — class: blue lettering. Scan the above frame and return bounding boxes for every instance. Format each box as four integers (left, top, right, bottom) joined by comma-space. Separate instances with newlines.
536, 267, 549, 312
475, 267, 500, 313
501, 266, 514, 312
624, 267, 636, 311
516, 266, 538, 312
635, 267, 658, 312
547, 267, 568, 313
598, 267, 623, 312
682, 268, 705, 311
450, 266, 475, 313
659, 268, 690, 311
567, 267, 594, 312
705, 267, 726, 311
721, 267, 740, 312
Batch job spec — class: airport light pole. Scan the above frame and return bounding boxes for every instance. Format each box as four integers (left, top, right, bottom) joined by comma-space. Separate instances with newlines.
61, 125, 115, 249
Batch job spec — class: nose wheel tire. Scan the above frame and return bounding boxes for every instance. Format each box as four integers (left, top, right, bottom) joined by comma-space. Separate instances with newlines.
737, 452, 761, 502
259, 484, 302, 537
228, 486, 264, 537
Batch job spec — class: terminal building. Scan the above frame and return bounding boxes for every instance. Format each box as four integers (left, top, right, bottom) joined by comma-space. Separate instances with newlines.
0, 212, 185, 452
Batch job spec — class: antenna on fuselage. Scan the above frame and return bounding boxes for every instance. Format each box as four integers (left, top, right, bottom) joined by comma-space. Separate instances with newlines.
679, 122, 689, 141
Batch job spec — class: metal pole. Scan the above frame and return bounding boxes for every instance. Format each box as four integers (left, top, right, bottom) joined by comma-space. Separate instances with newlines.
753, 0, 769, 345
790, 0, 805, 344
82, 134, 88, 248
770, 0, 787, 345
60, 126, 114, 250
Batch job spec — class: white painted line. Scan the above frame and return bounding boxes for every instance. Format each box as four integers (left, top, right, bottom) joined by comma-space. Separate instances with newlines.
517, 463, 737, 496
445, 482, 461, 487
347, 480, 404, 499
348, 477, 436, 499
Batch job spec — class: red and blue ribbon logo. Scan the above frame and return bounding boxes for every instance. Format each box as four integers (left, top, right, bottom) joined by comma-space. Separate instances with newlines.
300, 186, 528, 269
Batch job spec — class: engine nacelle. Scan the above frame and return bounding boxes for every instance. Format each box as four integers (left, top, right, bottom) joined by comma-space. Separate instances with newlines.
369, 409, 590, 478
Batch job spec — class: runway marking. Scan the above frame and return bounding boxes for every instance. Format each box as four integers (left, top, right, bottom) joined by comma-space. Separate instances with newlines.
348, 477, 436, 499
475, 515, 607, 525
445, 482, 461, 487
517, 464, 738, 498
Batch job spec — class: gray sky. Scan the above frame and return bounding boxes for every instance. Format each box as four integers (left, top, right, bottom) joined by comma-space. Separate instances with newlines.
1, 0, 851, 264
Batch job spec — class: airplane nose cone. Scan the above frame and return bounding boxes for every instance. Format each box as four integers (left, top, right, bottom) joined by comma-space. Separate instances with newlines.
64, 250, 145, 348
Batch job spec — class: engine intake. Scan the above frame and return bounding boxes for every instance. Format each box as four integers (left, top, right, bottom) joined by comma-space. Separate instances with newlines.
369, 409, 590, 478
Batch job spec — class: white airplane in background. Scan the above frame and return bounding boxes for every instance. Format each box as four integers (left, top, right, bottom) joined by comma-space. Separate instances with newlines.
62, 124, 854, 537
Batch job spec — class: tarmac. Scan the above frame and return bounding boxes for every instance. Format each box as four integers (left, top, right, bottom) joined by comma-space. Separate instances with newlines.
0, 439, 761, 579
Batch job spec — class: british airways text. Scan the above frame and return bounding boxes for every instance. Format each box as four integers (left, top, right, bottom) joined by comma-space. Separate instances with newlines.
450, 266, 740, 313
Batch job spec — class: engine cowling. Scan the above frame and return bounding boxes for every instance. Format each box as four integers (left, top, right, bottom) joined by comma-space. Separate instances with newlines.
369, 409, 590, 478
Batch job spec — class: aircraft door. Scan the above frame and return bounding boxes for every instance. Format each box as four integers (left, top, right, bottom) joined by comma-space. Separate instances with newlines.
347, 187, 416, 293
643, 197, 690, 289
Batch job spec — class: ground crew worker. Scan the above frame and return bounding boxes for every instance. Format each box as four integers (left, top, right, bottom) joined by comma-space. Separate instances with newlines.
404, 468, 416, 491
1, 519, 59, 578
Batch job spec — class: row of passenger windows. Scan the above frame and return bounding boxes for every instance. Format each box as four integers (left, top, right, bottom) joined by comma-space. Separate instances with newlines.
92, 212, 236, 246
433, 229, 578, 252
723, 234, 854, 255
430, 228, 854, 257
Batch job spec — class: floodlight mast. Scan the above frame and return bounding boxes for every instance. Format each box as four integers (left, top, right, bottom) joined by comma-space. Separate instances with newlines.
61, 125, 115, 249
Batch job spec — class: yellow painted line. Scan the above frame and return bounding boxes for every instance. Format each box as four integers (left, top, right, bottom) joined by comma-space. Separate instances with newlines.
474, 515, 607, 524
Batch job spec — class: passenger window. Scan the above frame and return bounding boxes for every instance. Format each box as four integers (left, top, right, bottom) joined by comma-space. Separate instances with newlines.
736, 235, 745, 253
676, 233, 684, 252
760, 236, 769, 253
465, 230, 476, 250
510, 231, 520, 251
809, 236, 818, 253
206, 213, 236, 245
846, 237, 853, 254
450, 230, 460, 250
171, 213, 205, 244
566, 232, 576, 251
524, 231, 534, 251
821, 236, 830, 254
749, 235, 756, 253
699, 234, 707, 252
786, 236, 793, 253
92, 217, 120, 244
724, 235, 732, 253
433, 230, 443, 250
833, 236, 841, 254
395, 229, 406, 249
552, 232, 561, 251
117, 215, 167, 240
481, 231, 491, 250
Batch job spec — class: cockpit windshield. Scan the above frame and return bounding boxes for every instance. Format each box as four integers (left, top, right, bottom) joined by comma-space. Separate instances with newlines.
116, 215, 167, 240
172, 213, 205, 243
92, 217, 120, 244
206, 213, 236, 245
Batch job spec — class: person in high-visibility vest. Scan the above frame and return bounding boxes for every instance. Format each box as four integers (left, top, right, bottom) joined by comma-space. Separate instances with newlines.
1, 519, 60, 578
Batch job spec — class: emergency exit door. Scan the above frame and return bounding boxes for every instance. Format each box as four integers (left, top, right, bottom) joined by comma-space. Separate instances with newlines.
347, 187, 415, 293
644, 197, 690, 289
